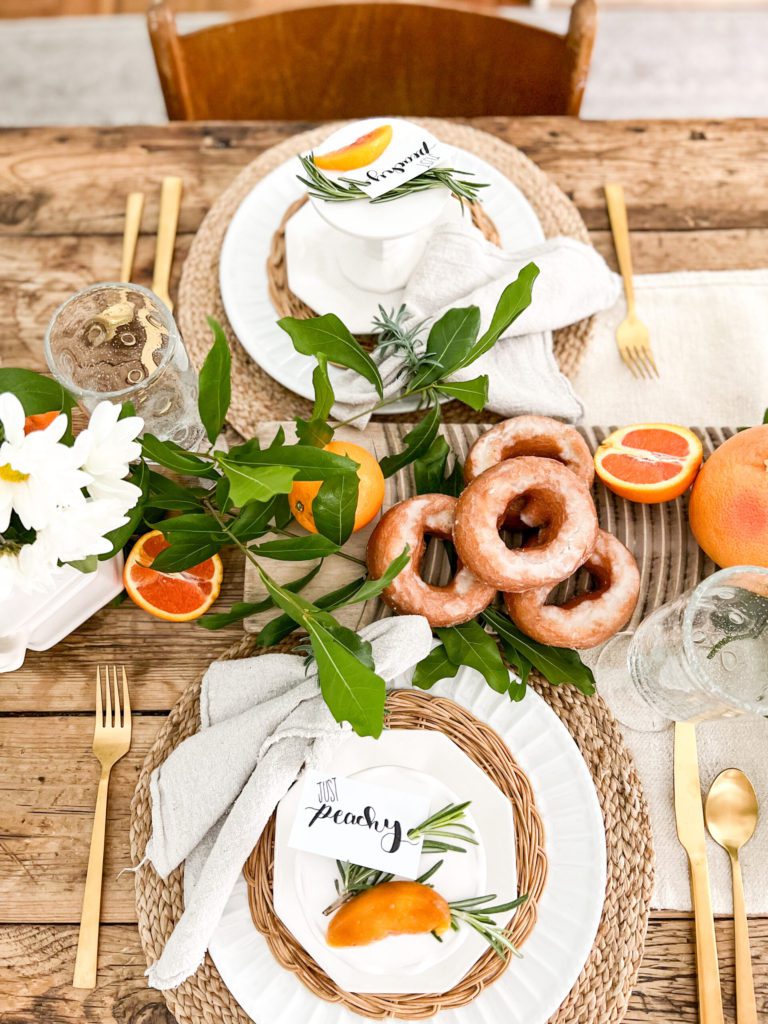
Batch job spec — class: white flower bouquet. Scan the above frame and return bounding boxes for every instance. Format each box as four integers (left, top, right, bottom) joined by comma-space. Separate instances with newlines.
0, 370, 143, 601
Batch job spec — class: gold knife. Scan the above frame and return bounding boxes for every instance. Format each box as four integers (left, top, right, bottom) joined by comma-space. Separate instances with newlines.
152, 176, 183, 312
674, 721, 724, 1024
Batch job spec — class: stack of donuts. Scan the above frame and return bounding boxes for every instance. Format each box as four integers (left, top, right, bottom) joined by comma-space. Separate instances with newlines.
367, 416, 640, 649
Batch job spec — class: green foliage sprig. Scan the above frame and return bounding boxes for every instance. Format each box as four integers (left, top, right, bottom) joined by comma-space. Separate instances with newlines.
297, 154, 489, 206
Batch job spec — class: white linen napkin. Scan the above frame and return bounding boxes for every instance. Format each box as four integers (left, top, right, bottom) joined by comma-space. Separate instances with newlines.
330, 220, 621, 426
142, 615, 433, 990
573, 269, 768, 425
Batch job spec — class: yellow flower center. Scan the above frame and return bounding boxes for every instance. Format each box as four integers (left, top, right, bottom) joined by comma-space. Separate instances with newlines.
0, 463, 29, 483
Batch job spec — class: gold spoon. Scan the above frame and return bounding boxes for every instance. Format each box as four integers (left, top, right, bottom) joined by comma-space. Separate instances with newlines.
705, 768, 758, 1024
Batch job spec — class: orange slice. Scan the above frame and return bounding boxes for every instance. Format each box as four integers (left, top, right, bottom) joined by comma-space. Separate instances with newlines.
290, 440, 385, 534
327, 881, 451, 948
594, 423, 703, 504
314, 124, 393, 172
124, 529, 223, 622
24, 410, 60, 434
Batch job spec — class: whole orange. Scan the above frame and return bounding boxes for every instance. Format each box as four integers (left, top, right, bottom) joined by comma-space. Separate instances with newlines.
688, 425, 768, 568
289, 440, 385, 534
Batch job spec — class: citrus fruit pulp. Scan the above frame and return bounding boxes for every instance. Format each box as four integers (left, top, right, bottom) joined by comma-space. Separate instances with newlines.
124, 529, 223, 622
313, 124, 393, 172
289, 440, 385, 534
594, 423, 703, 503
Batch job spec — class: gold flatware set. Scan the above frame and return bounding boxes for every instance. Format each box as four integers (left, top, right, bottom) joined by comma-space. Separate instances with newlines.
674, 723, 759, 1024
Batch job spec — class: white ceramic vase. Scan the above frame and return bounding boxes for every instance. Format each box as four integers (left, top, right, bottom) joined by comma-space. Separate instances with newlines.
0, 554, 125, 673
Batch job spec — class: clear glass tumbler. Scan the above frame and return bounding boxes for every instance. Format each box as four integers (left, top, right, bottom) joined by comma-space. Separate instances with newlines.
45, 282, 205, 449
599, 566, 768, 730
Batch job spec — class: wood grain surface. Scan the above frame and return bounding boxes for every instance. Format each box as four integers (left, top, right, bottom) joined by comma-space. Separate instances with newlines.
1, 118, 766, 1024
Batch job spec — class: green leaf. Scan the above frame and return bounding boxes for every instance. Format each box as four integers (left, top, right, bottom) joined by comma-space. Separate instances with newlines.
268, 426, 286, 449
336, 547, 410, 606
484, 608, 595, 695
118, 401, 137, 420
412, 434, 450, 494
274, 493, 294, 529
146, 469, 205, 507
437, 375, 488, 412
311, 355, 335, 420
763, 408, 768, 424
250, 534, 340, 560
278, 313, 383, 398
198, 562, 322, 630
412, 644, 459, 690
151, 535, 224, 573
455, 264, 539, 371
436, 621, 509, 694
256, 576, 366, 647
310, 620, 386, 737
67, 554, 99, 574
230, 497, 279, 541
141, 434, 218, 478
0, 368, 76, 418
410, 306, 480, 388
379, 399, 441, 478
312, 472, 360, 545
219, 457, 298, 507
498, 638, 533, 702
198, 317, 232, 444
214, 474, 232, 513
100, 460, 149, 558
296, 416, 334, 448
221, 440, 356, 481
157, 512, 226, 539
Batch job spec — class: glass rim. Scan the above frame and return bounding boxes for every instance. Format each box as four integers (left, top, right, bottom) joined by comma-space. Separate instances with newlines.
43, 281, 179, 401
683, 564, 768, 713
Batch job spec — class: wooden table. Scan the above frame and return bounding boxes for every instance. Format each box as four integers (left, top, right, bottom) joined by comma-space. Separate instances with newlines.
1, 118, 766, 1024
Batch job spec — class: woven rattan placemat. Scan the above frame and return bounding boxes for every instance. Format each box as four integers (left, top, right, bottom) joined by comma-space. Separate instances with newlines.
129, 634, 654, 1024
177, 119, 596, 439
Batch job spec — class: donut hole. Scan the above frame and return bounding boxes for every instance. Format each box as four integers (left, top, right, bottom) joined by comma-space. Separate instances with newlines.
418, 534, 459, 587
545, 561, 611, 608
501, 490, 568, 551
498, 436, 573, 467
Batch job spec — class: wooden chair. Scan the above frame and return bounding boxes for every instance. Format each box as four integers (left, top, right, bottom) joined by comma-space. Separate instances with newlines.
147, 0, 597, 120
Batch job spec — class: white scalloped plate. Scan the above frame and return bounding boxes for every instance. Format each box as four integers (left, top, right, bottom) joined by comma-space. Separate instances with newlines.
219, 145, 545, 415
208, 665, 607, 1024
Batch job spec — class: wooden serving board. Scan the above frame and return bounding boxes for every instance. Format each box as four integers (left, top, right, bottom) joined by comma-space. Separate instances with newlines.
242, 423, 732, 633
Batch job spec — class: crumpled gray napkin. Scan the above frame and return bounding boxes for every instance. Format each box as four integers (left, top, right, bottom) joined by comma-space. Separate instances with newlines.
330, 220, 621, 427
143, 615, 433, 990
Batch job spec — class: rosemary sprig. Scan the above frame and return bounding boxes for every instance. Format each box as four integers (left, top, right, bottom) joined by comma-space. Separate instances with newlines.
445, 893, 528, 959
323, 858, 443, 916
297, 154, 489, 206
371, 304, 435, 379
407, 800, 479, 855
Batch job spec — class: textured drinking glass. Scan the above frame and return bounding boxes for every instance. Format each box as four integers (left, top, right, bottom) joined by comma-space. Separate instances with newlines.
45, 282, 205, 448
627, 566, 768, 723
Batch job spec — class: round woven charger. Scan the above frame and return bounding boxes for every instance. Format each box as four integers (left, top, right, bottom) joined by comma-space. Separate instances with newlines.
130, 634, 654, 1024
178, 119, 596, 439
244, 686, 547, 1020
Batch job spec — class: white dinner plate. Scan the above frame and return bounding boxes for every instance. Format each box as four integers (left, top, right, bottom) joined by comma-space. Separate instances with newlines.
209, 664, 607, 1024
219, 145, 545, 414
272, 729, 516, 993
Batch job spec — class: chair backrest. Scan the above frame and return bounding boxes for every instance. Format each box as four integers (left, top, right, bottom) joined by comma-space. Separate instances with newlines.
148, 0, 597, 120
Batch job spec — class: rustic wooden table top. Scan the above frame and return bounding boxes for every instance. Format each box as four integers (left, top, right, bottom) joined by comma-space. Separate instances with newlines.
1, 118, 766, 1024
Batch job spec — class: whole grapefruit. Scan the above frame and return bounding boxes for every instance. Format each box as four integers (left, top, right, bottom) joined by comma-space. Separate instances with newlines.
688, 425, 768, 568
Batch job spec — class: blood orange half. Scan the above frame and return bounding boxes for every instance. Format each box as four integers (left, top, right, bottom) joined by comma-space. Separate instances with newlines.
124, 530, 223, 622
594, 423, 703, 504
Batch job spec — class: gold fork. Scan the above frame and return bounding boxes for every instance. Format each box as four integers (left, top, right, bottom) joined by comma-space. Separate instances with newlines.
72, 667, 132, 989
604, 182, 659, 379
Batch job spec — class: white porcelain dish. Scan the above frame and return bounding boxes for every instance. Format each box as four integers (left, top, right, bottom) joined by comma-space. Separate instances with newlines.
208, 664, 607, 1024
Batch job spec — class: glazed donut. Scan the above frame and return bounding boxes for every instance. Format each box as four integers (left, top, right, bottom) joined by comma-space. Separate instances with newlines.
465, 416, 595, 528
504, 530, 640, 649
366, 494, 496, 628
453, 457, 599, 592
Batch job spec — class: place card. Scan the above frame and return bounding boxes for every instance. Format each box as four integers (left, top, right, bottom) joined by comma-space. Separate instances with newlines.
308, 119, 443, 200
288, 769, 431, 878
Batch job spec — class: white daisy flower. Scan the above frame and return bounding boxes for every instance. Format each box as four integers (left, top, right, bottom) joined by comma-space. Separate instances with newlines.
74, 401, 144, 507
0, 535, 56, 601
0, 393, 91, 532
41, 497, 131, 564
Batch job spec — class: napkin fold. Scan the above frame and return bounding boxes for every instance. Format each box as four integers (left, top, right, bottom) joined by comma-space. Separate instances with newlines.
143, 615, 433, 990
330, 220, 621, 426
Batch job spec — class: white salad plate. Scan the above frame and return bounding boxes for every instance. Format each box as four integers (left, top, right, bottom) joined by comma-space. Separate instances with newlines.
219, 143, 545, 414
272, 729, 517, 994
208, 664, 607, 1024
